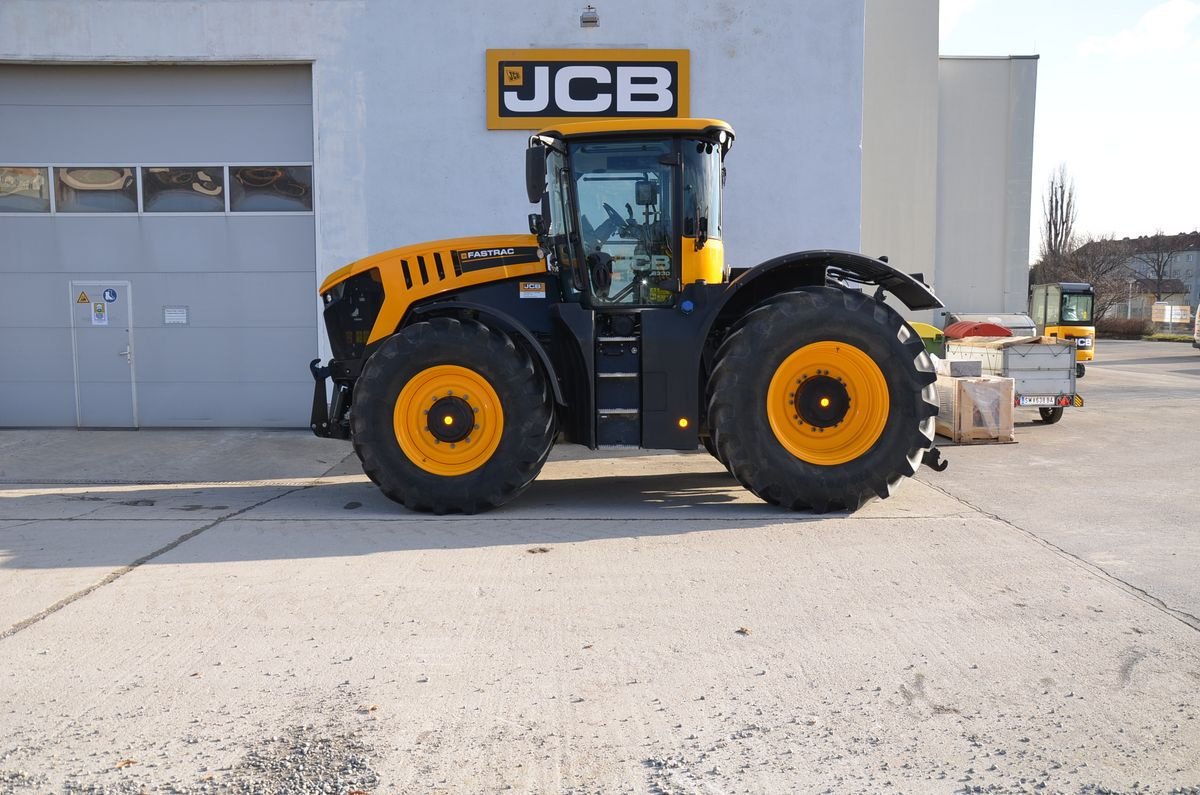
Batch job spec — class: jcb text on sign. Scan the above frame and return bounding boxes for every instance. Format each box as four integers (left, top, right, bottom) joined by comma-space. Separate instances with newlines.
486, 49, 689, 130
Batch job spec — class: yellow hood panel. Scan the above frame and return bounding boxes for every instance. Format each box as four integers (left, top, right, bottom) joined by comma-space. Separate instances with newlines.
320, 234, 546, 345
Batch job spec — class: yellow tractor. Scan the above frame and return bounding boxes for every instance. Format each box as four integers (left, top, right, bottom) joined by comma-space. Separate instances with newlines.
1029, 282, 1095, 378
310, 119, 945, 513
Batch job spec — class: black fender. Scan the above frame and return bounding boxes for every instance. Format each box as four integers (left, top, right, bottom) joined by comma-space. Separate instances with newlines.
716, 250, 941, 328
410, 300, 566, 407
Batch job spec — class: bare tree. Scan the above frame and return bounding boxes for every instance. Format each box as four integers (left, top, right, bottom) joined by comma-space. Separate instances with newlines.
1068, 235, 1132, 318
1129, 230, 1176, 300
1032, 164, 1077, 284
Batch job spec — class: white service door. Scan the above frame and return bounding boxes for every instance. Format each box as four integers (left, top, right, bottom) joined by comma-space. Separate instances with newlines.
71, 281, 136, 427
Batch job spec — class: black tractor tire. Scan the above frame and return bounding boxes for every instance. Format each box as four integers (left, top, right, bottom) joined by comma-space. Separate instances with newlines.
700, 433, 731, 471
350, 317, 557, 514
1076, 363, 1086, 379
1038, 406, 1064, 424
706, 287, 938, 512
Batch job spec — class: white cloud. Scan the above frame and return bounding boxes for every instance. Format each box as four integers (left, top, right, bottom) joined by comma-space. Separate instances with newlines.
1079, 0, 1200, 55
940, 0, 978, 39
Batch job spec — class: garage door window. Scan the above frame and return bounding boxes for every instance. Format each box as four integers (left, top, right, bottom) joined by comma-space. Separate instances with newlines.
230, 166, 313, 212
55, 166, 138, 213
142, 167, 225, 212
0, 167, 51, 212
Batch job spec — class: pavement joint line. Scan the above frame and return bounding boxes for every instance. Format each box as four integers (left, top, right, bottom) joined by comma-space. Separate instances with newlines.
0, 455, 356, 643
0, 491, 297, 642
918, 476, 1200, 634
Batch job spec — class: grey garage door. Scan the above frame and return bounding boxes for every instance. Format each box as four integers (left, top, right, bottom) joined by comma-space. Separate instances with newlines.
0, 64, 316, 427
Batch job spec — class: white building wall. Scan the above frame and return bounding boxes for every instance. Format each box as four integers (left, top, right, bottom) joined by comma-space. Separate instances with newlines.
860, 0, 939, 318
935, 56, 1038, 316
0, 0, 866, 308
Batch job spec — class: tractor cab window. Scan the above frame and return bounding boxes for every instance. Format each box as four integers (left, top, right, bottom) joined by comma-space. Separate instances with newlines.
683, 139, 723, 243
569, 138, 675, 306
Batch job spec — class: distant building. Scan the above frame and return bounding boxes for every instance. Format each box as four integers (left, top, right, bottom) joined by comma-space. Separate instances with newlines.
1123, 233, 1200, 318
1073, 232, 1200, 320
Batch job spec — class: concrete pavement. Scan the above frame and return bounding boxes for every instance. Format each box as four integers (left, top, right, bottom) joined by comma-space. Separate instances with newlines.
0, 340, 1197, 793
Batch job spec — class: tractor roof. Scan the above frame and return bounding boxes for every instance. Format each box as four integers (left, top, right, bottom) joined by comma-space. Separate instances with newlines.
535, 118, 734, 144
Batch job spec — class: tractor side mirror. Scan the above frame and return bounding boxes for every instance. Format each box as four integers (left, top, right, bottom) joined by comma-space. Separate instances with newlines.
528, 213, 546, 236
525, 146, 546, 204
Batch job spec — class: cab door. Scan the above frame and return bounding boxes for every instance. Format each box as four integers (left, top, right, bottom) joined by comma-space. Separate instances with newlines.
1045, 284, 1062, 337
1030, 285, 1046, 334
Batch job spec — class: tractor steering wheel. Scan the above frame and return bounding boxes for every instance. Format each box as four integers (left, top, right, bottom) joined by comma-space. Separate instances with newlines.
603, 202, 630, 235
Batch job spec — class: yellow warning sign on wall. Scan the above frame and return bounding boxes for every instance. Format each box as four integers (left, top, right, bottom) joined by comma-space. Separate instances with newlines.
77, 291, 89, 303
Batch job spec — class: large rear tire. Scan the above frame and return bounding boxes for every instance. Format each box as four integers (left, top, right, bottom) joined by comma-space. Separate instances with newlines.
351, 317, 557, 514
707, 287, 937, 512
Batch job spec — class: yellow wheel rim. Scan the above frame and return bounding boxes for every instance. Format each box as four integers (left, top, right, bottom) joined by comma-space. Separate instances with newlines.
393, 364, 504, 476
766, 341, 890, 466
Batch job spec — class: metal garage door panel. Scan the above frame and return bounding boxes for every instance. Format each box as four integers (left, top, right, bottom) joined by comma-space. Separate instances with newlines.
0, 64, 312, 105
0, 65, 312, 163
128, 272, 316, 329
0, 328, 76, 427
140, 215, 316, 273
6, 105, 314, 163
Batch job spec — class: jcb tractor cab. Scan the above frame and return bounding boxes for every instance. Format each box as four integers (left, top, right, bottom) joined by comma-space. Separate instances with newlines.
311, 118, 944, 514
1030, 282, 1095, 378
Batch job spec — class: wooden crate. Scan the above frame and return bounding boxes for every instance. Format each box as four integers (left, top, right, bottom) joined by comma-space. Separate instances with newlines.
934, 374, 1015, 444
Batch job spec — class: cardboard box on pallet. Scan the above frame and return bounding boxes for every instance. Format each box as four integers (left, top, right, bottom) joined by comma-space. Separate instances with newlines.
934, 374, 1015, 444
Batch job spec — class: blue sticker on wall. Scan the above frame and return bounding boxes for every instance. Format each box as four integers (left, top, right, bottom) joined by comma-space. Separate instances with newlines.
103, 288, 118, 303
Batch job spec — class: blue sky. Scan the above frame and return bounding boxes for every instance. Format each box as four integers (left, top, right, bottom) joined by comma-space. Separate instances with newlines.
940, 0, 1199, 257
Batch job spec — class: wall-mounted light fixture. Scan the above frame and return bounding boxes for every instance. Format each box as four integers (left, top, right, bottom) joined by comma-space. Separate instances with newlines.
580, 4, 599, 27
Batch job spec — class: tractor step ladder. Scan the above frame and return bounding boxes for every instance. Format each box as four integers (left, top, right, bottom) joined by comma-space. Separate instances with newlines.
595, 333, 641, 446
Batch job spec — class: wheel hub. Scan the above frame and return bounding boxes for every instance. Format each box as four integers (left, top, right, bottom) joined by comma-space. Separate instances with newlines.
427, 396, 474, 443
794, 374, 851, 428
766, 341, 890, 466
392, 364, 503, 476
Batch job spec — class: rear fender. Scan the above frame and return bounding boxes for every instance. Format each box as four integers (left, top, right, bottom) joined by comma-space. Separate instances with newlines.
718, 250, 941, 326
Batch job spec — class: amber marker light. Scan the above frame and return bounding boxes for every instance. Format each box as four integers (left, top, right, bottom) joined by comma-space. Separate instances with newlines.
678, 418, 689, 428
820, 397, 831, 408
443, 416, 454, 425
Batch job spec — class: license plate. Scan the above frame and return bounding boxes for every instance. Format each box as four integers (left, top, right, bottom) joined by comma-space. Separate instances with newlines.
1019, 395, 1058, 406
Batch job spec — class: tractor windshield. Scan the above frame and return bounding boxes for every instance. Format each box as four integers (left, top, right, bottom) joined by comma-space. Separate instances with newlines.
1061, 292, 1093, 324
569, 138, 676, 306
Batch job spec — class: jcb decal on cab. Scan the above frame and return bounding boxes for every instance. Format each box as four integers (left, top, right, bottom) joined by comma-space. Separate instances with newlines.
486, 49, 689, 130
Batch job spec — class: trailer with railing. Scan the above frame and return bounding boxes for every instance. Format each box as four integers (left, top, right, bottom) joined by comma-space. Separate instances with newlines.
943, 336, 1082, 424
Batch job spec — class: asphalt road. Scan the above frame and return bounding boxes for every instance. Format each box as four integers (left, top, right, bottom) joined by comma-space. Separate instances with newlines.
0, 339, 1197, 794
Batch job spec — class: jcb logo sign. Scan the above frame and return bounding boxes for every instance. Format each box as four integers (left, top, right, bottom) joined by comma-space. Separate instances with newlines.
486, 49, 689, 130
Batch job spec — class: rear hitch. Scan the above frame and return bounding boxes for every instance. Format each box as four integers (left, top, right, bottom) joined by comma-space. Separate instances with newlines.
921, 446, 949, 472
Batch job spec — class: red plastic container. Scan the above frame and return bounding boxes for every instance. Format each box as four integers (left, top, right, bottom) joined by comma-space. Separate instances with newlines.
942, 321, 1013, 339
